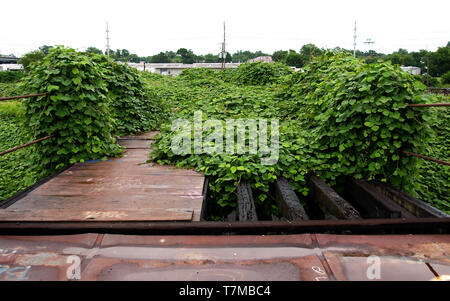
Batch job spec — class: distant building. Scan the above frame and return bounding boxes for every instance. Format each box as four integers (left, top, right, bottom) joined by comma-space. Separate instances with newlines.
0, 64, 23, 71
248, 56, 273, 63
127, 62, 241, 76
0, 56, 20, 64
0, 56, 22, 71
400, 66, 421, 75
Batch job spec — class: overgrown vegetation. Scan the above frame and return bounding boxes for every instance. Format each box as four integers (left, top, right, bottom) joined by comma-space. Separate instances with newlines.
0, 49, 448, 215
1, 47, 162, 202
0, 82, 20, 98
0, 70, 24, 83
147, 54, 449, 217
279, 53, 430, 189
21, 47, 122, 174
0, 101, 39, 200
93, 55, 163, 134
233, 62, 292, 85
414, 95, 450, 213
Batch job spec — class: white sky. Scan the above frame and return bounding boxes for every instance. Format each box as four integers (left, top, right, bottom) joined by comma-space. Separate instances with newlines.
1, 0, 449, 57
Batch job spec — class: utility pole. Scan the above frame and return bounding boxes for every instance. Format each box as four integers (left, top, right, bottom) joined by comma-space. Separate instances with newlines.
106, 22, 110, 56
221, 22, 226, 69
353, 22, 357, 57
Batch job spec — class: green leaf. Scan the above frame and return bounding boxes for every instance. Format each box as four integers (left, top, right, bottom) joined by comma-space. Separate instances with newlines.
47, 85, 59, 92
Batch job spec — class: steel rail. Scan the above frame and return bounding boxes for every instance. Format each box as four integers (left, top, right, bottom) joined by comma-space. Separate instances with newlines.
0, 134, 54, 157
0, 218, 448, 235
0, 93, 48, 101
407, 103, 450, 107
400, 150, 450, 166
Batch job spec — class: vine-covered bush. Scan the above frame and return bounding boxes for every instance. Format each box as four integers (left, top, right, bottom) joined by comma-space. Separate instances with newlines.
21, 47, 122, 173
147, 52, 441, 219
178, 68, 224, 87
414, 97, 449, 213
281, 53, 430, 190
233, 62, 292, 85
93, 55, 161, 134
149, 83, 307, 219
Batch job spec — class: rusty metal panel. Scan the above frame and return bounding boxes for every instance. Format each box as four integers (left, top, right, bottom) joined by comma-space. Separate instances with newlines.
80, 234, 326, 281
0, 234, 450, 281
323, 252, 438, 281
315, 234, 450, 281
0, 234, 98, 281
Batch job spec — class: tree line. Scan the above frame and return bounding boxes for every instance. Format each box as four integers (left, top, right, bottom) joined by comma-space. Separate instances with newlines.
14, 42, 450, 79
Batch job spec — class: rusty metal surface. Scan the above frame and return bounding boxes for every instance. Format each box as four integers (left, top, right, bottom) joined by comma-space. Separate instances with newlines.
0, 233, 449, 281
6, 133, 205, 221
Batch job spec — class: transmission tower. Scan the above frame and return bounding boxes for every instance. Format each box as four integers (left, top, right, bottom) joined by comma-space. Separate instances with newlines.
106, 22, 110, 56
221, 22, 226, 69
353, 22, 357, 57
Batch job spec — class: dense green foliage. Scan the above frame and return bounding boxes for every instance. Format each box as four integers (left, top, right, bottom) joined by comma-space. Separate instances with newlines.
93, 55, 162, 134
279, 53, 429, 190
19, 45, 53, 70
414, 96, 450, 213
1, 48, 448, 215
21, 47, 122, 174
147, 54, 448, 218
0, 102, 39, 200
442, 71, 450, 85
0, 82, 19, 97
233, 62, 292, 85
1, 47, 164, 201
0, 70, 24, 83
149, 67, 297, 218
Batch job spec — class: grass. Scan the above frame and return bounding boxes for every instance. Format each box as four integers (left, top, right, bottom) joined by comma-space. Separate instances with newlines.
0, 82, 20, 98
0, 101, 40, 201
